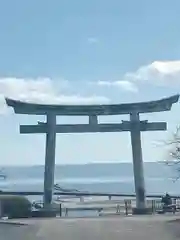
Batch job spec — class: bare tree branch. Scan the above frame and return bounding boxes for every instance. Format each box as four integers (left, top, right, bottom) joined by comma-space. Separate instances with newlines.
159, 125, 180, 180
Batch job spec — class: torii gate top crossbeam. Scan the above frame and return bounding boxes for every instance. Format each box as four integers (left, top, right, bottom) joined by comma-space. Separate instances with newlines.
5, 94, 179, 116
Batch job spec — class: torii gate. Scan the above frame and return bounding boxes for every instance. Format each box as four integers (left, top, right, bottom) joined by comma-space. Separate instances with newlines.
5, 94, 179, 214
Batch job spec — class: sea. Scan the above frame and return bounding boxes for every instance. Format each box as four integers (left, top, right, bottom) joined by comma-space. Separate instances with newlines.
0, 162, 179, 198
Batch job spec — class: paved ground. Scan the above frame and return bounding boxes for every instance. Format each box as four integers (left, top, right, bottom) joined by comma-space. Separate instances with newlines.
0, 223, 39, 240
1, 215, 180, 240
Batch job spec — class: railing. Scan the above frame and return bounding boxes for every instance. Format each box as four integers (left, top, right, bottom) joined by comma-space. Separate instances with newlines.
58, 199, 180, 217
1, 191, 180, 218
1, 191, 180, 199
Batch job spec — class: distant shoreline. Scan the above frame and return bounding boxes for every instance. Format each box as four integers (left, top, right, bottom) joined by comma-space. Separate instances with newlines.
0, 161, 162, 167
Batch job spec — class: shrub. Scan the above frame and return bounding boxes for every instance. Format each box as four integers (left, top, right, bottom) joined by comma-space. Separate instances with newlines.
0, 195, 31, 219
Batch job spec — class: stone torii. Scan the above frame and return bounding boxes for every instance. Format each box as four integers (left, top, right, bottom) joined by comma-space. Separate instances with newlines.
5, 94, 179, 214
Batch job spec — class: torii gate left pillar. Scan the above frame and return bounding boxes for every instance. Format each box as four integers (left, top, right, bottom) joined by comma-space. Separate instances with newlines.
130, 112, 146, 211
43, 113, 56, 208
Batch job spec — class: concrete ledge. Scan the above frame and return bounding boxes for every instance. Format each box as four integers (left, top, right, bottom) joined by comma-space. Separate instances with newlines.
132, 207, 153, 215
31, 209, 56, 218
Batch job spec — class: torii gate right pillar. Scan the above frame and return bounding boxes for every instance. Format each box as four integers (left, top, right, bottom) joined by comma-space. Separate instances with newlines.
130, 112, 146, 212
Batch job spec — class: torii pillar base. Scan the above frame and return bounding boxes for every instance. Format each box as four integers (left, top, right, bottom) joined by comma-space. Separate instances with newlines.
132, 207, 153, 215
31, 209, 57, 218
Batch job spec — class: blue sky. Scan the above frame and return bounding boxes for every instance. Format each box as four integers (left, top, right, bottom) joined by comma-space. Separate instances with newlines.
0, 0, 180, 165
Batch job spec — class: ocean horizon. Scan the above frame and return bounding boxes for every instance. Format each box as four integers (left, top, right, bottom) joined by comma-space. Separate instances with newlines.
0, 162, 179, 197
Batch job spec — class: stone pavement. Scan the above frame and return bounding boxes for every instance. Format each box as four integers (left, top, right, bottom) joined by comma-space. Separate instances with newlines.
1, 215, 180, 240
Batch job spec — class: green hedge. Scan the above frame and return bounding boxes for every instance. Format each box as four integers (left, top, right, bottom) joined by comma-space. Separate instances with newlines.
0, 195, 31, 218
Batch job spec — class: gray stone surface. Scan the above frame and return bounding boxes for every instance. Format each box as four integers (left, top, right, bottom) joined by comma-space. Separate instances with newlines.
0, 223, 39, 240
1, 215, 180, 240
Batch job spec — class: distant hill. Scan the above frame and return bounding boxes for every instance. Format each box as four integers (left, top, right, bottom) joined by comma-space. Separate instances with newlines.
0, 162, 175, 180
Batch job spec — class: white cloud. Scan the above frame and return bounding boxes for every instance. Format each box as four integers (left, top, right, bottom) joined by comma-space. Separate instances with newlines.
97, 60, 180, 92
0, 77, 110, 114
125, 60, 180, 86
96, 80, 138, 92
87, 37, 99, 44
